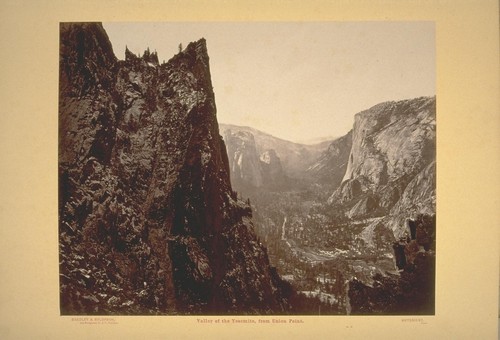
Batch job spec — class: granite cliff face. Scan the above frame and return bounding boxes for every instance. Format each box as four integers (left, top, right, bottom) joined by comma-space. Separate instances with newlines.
223, 129, 264, 188
222, 127, 288, 191
59, 23, 287, 315
219, 124, 328, 179
306, 130, 352, 188
329, 97, 436, 236
341, 97, 435, 186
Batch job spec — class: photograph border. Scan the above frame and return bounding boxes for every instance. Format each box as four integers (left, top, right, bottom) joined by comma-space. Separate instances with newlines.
0, 0, 498, 338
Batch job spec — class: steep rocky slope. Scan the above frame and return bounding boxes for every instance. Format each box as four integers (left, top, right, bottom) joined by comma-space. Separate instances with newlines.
348, 214, 435, 315
341, 97, 435, 187
223, 129, 264, 188
59, 23, 288, 315
329, 97, 436, 237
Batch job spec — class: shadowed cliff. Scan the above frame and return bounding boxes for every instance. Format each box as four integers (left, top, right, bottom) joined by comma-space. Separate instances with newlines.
59, 22, 288, 315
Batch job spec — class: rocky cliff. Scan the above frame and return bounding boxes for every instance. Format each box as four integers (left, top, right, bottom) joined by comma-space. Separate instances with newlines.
222, 127, 288, 191
328, 97, 436, 237
219, 124, 328, 179
305, 130, 352, 188
348, 214, 435, 315
341, 97, 435, 186
223, 129, 264, 188
59, 22, 288, 315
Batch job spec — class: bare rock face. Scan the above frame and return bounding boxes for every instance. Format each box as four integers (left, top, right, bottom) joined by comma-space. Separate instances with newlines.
342, 97, 435, 187
306, 130, 352, 187
387, 161, 436, 237
328, 97, 436, 236
219, 123, 329, 178
59, 23, 287, 315
223, 129, 288, 191
223, 129, 264, 188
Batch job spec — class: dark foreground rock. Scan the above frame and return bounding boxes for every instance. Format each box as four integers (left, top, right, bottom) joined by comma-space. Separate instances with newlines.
59, 22, 288, 315
348, 214, 435, 315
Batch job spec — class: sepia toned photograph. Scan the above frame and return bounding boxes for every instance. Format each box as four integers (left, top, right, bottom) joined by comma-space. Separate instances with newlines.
59, 22, 436, 315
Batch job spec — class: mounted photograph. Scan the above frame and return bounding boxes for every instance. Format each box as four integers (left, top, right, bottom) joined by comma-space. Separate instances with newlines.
58, 21, 436, 315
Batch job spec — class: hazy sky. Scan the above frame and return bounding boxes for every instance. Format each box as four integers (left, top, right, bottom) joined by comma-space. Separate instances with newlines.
103, 22, 435, 143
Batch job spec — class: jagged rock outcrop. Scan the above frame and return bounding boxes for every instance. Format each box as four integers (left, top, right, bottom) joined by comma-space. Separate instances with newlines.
348, 214, 435, 315
59, 23, 117, 99
124, 46, 159, 65
59, 22, 288, 315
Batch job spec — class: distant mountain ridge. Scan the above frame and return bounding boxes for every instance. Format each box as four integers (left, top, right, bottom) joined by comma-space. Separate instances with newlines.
220, 96, 435, 239
297, 135, 340, 145
306, 130, 352, 188
219, 123, 331, 179
218, 98, 435, 315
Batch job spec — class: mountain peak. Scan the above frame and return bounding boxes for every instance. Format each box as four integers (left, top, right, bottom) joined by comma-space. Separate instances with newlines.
59, 22, 117, 96
59, 23, 287, 315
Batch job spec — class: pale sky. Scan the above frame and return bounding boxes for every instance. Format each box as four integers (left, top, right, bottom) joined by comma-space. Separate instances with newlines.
103, 22, 435, 143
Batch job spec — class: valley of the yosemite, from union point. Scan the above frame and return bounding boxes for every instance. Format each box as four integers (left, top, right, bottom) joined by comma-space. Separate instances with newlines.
59, 22, 436, 315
